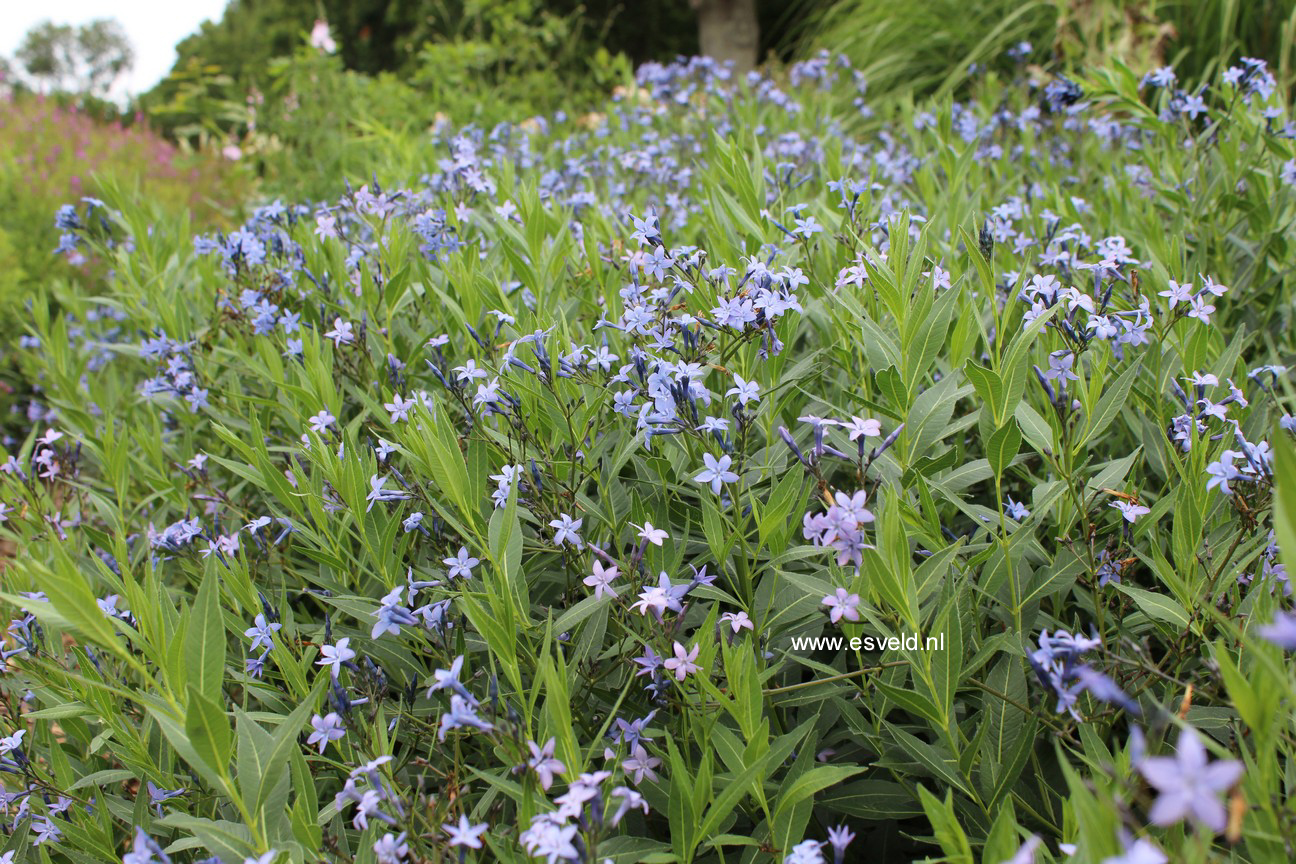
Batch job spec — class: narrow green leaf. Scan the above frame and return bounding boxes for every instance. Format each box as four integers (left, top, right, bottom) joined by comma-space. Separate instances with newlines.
986, 419, 1022, 479
964, 360, 1004, 425
185, 684, 233, 774
185, 569, 226, 705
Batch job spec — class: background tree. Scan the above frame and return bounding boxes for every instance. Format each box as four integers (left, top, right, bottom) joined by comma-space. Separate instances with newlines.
14, 18, 133, 97
76, 19, 136, 96
15, 22, 78, 93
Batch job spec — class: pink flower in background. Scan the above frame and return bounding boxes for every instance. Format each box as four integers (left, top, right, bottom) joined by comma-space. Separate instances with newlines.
311, 19, 337, 53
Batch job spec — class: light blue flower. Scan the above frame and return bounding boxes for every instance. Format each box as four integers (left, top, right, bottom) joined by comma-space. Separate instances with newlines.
694, 453, 738, 494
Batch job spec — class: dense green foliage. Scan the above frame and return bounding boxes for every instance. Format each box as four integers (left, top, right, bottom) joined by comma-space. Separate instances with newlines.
3, 43, 1296, 864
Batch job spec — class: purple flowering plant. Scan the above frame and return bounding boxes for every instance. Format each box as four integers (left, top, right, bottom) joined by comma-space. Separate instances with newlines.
1, 42, 1296, 864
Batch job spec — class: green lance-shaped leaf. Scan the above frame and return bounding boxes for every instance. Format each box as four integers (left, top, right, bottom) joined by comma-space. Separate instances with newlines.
184, 568, 227, 706
986, 419, 1022, 480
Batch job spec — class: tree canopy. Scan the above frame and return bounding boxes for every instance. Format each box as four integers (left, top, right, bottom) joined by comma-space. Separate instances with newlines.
14, 19, 134, 96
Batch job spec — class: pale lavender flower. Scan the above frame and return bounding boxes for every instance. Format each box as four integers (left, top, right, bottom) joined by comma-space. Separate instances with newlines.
1025, 274, 1061, 303
721, 611, 754, 634
526, 738, 567, 790
1102, 838, 1167, 864
610, 786, 649, 825
1197, 277, 1226, 298
629, 212, 661, 247
826, 825, 855, 864
632, 646, 664, 678
804, 491, 876, 567
426, 655, 471, 699
822, 588, 861, 624
584, 561, 620, 599
472, 379, 503, 410
1028, 629, 1131, 719
621, 744, 661, 784
520, 814, 580, 863
1137, 727, 1243, 833
123, 827, 169, 864
727, 375, 761, 405
146, 782, 186, 817
244, 614, 281, 652
384, 394, 416, 423
632, 572, 686, 620
324, 318, 355, 346
662, 642, 700, 680
244, 515, 272, 534
784, 840, 825, 864
443, 815, 489, 849
634, 521, 669, 545
1158, 280, 1192, 307
549, 513, 584, 547
1258, 610, 1296, 649
1186, 295, 1215, 323
1042, 350, 1080, 382
1181, 93, 1208, 119
308, 409, 335, 435
843, 416, 881, 440
1145, 65, 1176, 87
1205, 452, 1242, 495
372, 588, 418, 638
792, 215, 823, 237
316, 637, 356, 677
1005, 497, 1031, 520
1095, 549, 1123, 586
453, 359, 489, 382
31, 816, 63, 845
439, 694, 492, 741
1111, 501, 1151, 523
372, 833, 408, 864
314, 212, 337, 238
352, 789, 388, 830
366, 474, 412, 511
0, 729, 24, 756
443, 546, 480, 580
307, 712, 346, 753
694, 453, 739, 494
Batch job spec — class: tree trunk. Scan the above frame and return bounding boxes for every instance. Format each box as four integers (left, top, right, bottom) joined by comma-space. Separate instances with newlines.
691, 0, 759, 75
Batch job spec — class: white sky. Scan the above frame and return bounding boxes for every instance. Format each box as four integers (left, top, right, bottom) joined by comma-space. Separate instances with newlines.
0, 0, 231, 97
